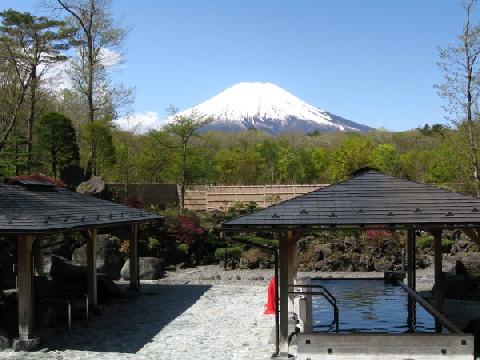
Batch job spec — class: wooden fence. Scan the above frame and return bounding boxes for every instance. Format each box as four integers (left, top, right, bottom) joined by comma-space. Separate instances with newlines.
184, 184, 327, 211
107, 183, 327, 211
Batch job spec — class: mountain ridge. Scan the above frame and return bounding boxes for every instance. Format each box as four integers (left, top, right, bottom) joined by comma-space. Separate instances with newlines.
175, 82, 372, 134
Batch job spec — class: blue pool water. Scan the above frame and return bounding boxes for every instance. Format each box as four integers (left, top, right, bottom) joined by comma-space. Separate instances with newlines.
311, 279, 436, 333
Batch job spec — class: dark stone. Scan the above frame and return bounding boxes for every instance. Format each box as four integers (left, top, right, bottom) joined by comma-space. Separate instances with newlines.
466, 318, 480, 355
50, 255, 122, 304
0, 254, 16, 289
50, 255, 86, 282
72, 234, 124, 280
443, 272, 477, 299
0, 328, 10, 349
457, 253, 480, 283
121, 257, 165, 280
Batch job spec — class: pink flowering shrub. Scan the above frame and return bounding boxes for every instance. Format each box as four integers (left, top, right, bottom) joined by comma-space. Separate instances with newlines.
171, 215, 206, 245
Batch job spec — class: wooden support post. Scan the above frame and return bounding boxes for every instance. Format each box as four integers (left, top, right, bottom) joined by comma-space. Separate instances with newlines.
279, 232, 290, 356
407, 228, 416, 331
129, 224, 139, 290
87, 229, 97, 308
407, 229, 416, 291
13, 235, 39, 351
433, 229, 444, 333
33, 238, 44, 276
287, 230, 296, 311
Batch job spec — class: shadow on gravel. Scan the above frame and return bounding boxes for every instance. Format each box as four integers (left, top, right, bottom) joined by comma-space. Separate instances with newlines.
45, 284, 211, 354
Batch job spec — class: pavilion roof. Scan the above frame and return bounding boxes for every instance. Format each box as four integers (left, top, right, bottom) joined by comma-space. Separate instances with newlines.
0, 182, 163, 234
222, 170, 480, 229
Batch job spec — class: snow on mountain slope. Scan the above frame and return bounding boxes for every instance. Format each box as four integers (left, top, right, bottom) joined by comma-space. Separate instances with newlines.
174, 82, 371, 134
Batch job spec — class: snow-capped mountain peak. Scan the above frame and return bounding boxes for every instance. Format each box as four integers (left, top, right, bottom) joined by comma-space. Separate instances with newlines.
173, 82, 371, 134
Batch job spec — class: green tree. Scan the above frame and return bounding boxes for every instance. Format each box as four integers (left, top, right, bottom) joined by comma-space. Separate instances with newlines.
150, 110, 212, 208
329, 135, 373, 181
55, 0, 132, 173
0, 9, 71, 171
36, 112, 79, 178
436, 0, 480, 195
216, 148, 263, 185
369, 143, 401, 175
82, 120, 115, 176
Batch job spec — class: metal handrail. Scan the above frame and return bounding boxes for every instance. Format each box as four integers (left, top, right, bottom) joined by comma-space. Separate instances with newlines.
290, 284, 337, 307
37, 298, 72, 331
289, 284, 339, 333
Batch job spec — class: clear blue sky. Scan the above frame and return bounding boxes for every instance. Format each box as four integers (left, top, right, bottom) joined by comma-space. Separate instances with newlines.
3, 0, 474, 131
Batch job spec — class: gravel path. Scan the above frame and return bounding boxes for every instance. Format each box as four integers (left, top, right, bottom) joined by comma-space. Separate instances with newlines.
0, 282, 275, 360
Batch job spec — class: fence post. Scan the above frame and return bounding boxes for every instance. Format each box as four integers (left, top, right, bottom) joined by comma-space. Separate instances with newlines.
205, 189, 208, 212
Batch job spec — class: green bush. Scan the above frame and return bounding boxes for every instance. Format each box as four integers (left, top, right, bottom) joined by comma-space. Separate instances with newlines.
417, 235, 433, 249
442, 239, 455, 253
214, 247, 243, 261
231, 234, 278, 248
177, 243, 189, 254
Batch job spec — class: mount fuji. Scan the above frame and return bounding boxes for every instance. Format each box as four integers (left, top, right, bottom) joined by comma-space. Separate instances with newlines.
174, 82, 372, 134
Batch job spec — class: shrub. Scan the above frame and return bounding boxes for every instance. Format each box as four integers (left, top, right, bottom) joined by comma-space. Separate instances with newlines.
177, 243, 189, 254
239, 248, 273, 269
417, 235, 433, 249
171, 215, 206, 245
231, 234, 278, 248
214, 247, 242, 262
442, 239, 456, 253
226, 201, 259, 218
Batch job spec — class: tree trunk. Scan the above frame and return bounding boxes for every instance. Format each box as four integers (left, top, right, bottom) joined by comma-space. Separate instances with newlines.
27, 65, 37, 173
0, 85, 28, 152
52, 149, 57, 179
464, 2, 480, 196
180, 142, 187, 209
87, 33, 95, 176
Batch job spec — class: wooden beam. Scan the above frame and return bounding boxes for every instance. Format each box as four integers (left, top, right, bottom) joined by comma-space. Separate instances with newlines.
407, 229, 415, 290
399, 281, 462, 334
17, 235, 35, 339
279, 232, 290, 356
433, 229, 444, 333
129, 224, 139, 290
287, 229, 296, 311
33, 238, 44, 276
87, 229, 98, 308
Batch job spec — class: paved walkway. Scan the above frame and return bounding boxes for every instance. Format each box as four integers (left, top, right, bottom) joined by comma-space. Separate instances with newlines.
0, 284, 275, 360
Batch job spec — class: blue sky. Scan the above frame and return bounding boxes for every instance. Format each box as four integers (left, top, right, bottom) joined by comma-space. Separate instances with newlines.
3, 0, 474, 131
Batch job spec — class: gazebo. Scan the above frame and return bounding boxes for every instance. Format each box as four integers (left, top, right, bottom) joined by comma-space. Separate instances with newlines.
0, 180, 163, 351
221, 169, 480, 359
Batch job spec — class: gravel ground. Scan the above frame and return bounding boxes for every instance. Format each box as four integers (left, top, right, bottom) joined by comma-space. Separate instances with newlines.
1, 281, 275, 360
2, 262, 480, 359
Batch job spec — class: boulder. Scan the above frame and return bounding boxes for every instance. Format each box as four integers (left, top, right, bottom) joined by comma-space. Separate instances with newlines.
121, 257, 165, 280
50, 255, 86, 282
443, 272, 477, 299
50, 255, 122, 304
0, 328, 10, 350
72, 234, 124, 280
456, 252, 480, 283
0, 254, 16, 289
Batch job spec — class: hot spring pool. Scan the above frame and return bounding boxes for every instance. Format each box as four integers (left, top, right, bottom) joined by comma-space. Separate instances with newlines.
311, 279, 436, 333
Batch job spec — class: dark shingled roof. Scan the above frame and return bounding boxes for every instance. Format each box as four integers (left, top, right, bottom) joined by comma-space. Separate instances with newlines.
222, 170, 480, 229
0, 183, 163, 234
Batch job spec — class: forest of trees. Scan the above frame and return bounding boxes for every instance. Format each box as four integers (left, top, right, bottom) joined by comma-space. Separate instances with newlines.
1, 0, 480, 199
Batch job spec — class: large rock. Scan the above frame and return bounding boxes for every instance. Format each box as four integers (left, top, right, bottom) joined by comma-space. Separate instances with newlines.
50, 255, 86, 282
50, 255, 122, 304
443, 272, 477, 299
121, 257, 164, 280
72, 234, 125, 280
0, 328, 10, 350
0, 254, 16, 289
456, 252, 480, 283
